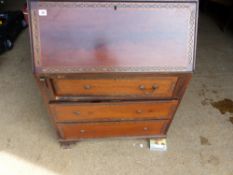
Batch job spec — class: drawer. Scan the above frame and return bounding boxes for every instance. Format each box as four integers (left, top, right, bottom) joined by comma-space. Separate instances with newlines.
57, 120, 169, 140
51, 76, 178, 99
50, 100, 178, 122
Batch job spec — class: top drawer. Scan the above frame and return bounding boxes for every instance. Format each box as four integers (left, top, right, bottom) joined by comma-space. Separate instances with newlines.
29, 1, 197, 74
50, 76, 177, 99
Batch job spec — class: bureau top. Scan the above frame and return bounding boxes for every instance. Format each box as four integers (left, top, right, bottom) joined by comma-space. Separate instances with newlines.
30, 0, 198, 2
29, 0, 198, 74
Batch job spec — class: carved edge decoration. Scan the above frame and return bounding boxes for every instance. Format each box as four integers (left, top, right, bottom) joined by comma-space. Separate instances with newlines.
31, 2, 196, 73
31, 9, 41, 66
38, 1, 193, 9
188, 3, 196, 64
41, 66, 188, 73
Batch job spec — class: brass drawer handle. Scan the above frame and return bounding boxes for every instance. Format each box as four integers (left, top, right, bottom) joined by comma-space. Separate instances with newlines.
143, 127, 149, 131
136, 110, 143, 114
139, 85, 145, 90
73, 111, 80, 116
84, 85, 92, 90
80, 129, 85, 133
139, 84, 158, 95
152, 84, 158, 90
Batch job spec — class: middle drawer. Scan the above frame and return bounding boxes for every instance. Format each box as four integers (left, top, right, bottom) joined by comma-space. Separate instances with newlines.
50, 100, 178, 122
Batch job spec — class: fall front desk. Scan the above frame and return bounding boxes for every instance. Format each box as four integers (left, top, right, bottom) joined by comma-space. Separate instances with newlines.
28, 0, 198, 144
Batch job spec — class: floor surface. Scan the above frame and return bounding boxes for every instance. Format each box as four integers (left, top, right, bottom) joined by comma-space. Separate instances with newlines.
0, 9, 233, 175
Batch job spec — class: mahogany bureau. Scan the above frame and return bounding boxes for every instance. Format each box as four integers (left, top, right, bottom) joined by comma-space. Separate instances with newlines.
28, 0, 198, 144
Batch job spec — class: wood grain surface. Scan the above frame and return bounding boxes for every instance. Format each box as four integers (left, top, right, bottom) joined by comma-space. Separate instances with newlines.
57, 120, 169, 139
50, 100, 178, 122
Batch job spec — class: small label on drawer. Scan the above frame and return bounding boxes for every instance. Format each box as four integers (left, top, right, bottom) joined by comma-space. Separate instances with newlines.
38, 9, 47, 16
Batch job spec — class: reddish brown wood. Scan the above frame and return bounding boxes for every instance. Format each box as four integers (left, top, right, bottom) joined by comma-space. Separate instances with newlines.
30, 1, 197, 73
173, 74, 192, 98
50, 100, 178, 122
28, 0, 198, 143
57, 120, 169, 140
34, 73, 192, 141
52, 76, 178, 98
166, 74, 192, 134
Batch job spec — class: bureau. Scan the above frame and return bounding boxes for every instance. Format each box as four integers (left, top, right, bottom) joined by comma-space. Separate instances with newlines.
28, 0, 198, 144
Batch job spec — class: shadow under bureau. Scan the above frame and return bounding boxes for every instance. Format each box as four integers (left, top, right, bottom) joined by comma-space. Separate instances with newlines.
28, 0, 198, 144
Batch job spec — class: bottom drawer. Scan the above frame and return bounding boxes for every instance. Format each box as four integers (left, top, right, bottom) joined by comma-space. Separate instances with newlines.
57, 120, 169, 140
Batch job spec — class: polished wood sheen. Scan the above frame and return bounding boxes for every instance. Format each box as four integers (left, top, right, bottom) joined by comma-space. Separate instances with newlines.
50, 100, 178, 122
30, 1, 197, 73
57, 120, 169, 140
52, 76, 177, 98
28, 0, 198, 143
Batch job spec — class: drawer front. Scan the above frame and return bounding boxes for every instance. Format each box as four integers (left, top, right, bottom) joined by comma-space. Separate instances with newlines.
52, 76, 177, 98
57, 120, 169, 140
30, 1, 197, 74
50, 100, 178, 122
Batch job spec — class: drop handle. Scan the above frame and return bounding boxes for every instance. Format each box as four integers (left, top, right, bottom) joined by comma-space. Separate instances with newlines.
139, 84, 158, 95
80, 129, 86, 133
84, 85, 92, 90
152, 84, 158, 90
139, 85, 145, 90
143, 127, 149, 131
73, 111, 80, 116
144, 84, 158, 95
136, 110, 143, 114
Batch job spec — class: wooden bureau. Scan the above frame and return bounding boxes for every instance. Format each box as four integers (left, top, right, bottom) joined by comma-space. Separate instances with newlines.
28, 0, 198, 144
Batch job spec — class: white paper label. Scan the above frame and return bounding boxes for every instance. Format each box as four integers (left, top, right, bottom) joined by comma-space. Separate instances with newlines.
150, 138, 167, 151
38, 9, 47, 16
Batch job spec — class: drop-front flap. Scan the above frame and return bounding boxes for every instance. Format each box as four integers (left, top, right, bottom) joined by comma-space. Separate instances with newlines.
29, 1, 197, 74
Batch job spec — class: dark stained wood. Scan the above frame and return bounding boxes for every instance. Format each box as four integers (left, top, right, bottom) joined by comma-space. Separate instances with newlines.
28, 0, 198, 143
34, 76, 63, 138
52, 76, 178, 98
33, 0, 198, 2
50, 100, 178, 122
173, 74, 192, 98
57, 120, 169, 140
165, 74, 192, 134
30, 1, 197, 73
